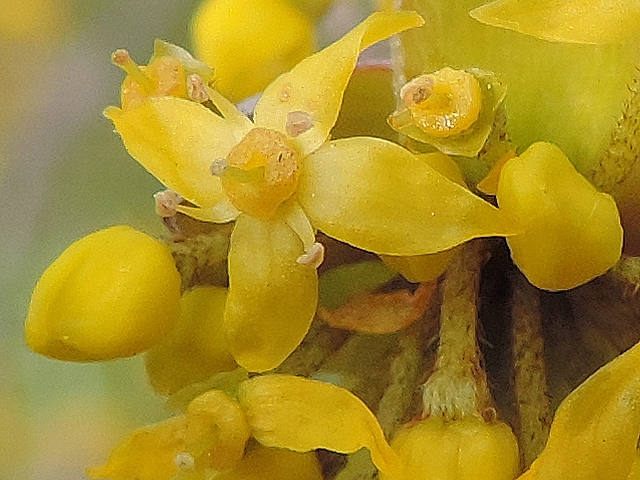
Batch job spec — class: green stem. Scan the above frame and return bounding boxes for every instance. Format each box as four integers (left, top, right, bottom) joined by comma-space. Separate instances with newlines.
422, 240, 493, 420
511, 273, 551, 468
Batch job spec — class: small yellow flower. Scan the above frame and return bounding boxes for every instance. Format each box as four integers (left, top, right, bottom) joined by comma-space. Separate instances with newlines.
388, 67, 506, 157
25, 226, 181, 361
386, 416, 519, 480
106, 11, 515, 372
89, 375, 398, 480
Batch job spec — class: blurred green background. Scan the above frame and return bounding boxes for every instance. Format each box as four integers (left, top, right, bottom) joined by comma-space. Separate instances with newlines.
0, 0, 375, 478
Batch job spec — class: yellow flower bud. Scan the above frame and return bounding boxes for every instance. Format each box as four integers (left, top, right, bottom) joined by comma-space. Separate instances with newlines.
146, 286, 237, 395
386, 416, 519, 480
25, 226, 181, 361
191, 0, 316, 102
212, 445, 323, 480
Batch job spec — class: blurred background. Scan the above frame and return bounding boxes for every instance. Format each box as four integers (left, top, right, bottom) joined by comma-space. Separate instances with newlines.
0, 0, 376, 478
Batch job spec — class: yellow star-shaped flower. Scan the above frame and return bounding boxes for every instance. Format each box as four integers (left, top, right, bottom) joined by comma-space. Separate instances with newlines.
105, 11, 516, 372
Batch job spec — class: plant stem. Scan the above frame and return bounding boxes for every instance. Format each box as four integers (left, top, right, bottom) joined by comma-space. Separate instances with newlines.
422, 240, 493, 420
511, 273, 551, 468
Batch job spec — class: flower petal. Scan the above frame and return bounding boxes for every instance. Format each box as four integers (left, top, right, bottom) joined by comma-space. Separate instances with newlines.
224, 215, 318, 372
105, 97, 250, 208
254, 10, 424, 154
298, 137, 517, 256
517, 340, 640, 480
470, 0, 640, 45
238, 375, 403, 478
176, 200, 240, 224
87, 416, 187, 480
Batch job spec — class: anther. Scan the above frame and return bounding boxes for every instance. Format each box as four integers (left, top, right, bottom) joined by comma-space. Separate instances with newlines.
187, 74, 210, 104
111, 49, 154, 92
174, 452, 195, 471
286, 111, 314, 137
210, 158, 229, 177
153, 190, 183, 217
297, 242, 325, 268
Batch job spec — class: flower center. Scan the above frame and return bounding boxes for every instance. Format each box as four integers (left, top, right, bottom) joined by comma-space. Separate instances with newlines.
216, 128, 301, 219
400, 67, 482, 137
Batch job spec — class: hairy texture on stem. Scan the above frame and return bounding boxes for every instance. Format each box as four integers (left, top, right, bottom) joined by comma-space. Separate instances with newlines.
422, 240, 493, 420
588, 70, 640, 193
511, 273, 552, 468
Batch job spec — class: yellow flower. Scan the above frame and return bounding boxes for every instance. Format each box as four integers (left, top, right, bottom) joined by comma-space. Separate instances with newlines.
88, 375, 400, 480
25, 226, 182, 361
105, 11, 515, 372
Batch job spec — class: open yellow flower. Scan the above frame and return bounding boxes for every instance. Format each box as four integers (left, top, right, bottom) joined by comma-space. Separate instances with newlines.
89, 375, 401, 480
105, 11, 516, 373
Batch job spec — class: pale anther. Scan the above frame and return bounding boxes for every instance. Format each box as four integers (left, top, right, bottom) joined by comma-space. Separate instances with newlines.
111, 49, 153, 91
297, 242, 325, 268
210, 158, 229, 177
174, 452, 195, 471
187, 74, 210, 104
153, 190, 183, 218
286, 110, 314, 137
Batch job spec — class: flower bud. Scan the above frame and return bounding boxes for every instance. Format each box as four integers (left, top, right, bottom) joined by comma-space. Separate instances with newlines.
25, 225, 181, 361
191, 0, 315, 102
386, 416, 519, 480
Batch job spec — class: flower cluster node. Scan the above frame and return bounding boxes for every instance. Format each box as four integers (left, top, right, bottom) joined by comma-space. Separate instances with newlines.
296, 241, 325, 268
154, 189, 182, 218
286, 110, 314, 137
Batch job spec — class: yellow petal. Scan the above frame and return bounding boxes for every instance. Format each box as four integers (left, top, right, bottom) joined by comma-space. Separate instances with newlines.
254, 10, 424, 154
224, 215, 318, 372
146, 287, 237, 395
298, 137, 516, 256
25, 226, 181, 361
176, 200, 240, 224
212, 445, 323, 480
87, 416, 187, 480
381, 248, 458, 283
238, 375, 403, 478
517, 340, 640, 480
497, 142, 622, 290
387, 416, 519, 480
185, 389, 251, 471
105, 97, 250, 208
470, 0, 640, 44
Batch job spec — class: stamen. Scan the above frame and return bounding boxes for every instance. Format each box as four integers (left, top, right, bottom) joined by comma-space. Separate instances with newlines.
210, 158, 265, 183
210, 158, 229, 177
297, 242, 325, 268
111, 49, 154, 92
286, 111, 314, 137
174, 452, 195, 471
153, 190, 183, 218
187, 74, 210, 104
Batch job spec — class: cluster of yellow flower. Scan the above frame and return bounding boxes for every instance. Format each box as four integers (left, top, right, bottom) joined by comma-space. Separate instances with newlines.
23, 0, 640, 479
